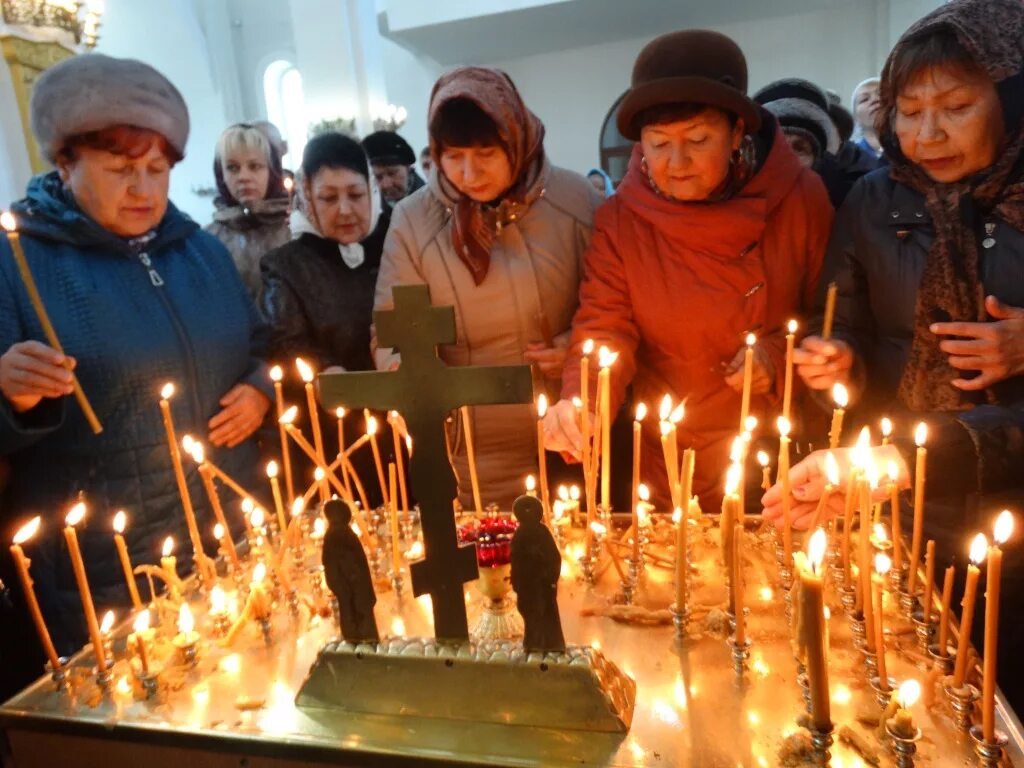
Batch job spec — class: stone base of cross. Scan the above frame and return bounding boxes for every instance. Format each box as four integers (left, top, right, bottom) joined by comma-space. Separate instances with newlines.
318, 285, 533, 640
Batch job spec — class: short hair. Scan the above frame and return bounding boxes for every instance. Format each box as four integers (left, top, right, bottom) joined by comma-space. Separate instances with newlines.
58, 125, 181, 165
633, 102, 737, 133
215, 124, 272, 165
301, 132, 369, 181
420, 146, 431, 158
887, 29, 986, 100
430, 98, 503, 150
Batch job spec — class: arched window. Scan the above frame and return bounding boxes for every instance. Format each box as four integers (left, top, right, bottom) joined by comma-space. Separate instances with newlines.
599, 90, 632, 185
263, 59, 307, 169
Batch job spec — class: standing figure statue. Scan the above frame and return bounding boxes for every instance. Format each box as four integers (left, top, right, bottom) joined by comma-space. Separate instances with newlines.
510, 495, 566, 653
322, 499, 379, 642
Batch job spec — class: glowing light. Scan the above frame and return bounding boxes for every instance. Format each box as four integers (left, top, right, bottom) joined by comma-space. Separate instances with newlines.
898, 679, 921, 709
537, 394, 548, 418
670, 403, 685, 424
313, 518, 326, 537
825, 452, 840, 486
266, 461, 279, 478
220, 653, 241, 675
269, 365, 283, 382
582, 339, 595, 355
787, 319, 798, 334
337, 407, 347, 419
751, 656, 770, 677
291, 498, 305, 518
994, 510, 1014, 545
557, 485, 569, 502
873, 523, 888, 543
250, 507, 265, 528
598, 346, 618, 368
314, 467, 325, 483
13, 516, 41, 544
659, 395, 673, 422
100, 610, 115, 635
808, 529, 827, 572
673, 677, 688, 709
757, 451, 769, 468
181, 434, 194, 455
252, 562, 267, 584
881, 417, 893, 438
391, 617, 406, 636
589, 521, 607, 536
725, 463, 742, 496
191, 441, 206, 464
745, 333, 756, 347
851, 426, 872, 469
553, 501, 565, 521
660, 422, 672, 437
178, 603, 194, 634
777, 416, 791, 438
672, 507, 683, 525
66, 502, 86, 527
571, 396, 582, 409
213, 523, 225, 540
162, 536, 174, 557
748, 711, 760, 726
832, 684, 852, 705
832, 382, 849, 408
241, 498, 255, 515
0, 211, 17, 231
116, 676, 132, 696
525, 474, 536, 493
638, 483, 650, 502
744, 415, 758, 434
367, 416, 378, 436
915, 422, 928, 447
134, 609, 150, 633
406, 541, 424, 560
569, 485, 581, 501
295, 357, 314, 383
887, 460, 899, 483
759, 586, 774, 602
875, 553, 892, 576
160, 382, 175, 400
635, 402, 647, 422
279, 406, 298, 425
651, 698, 679, 726
730, 437, 743, 463
970, 533, 988, 565
210, 584, 226, 614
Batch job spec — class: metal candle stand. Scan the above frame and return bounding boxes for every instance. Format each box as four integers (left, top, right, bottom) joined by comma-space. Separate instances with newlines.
258, 616, 273, 646
849, 614, 867, 650
210, 610, 231, 639
94, 658, 114, 692
579, 530, 602, 586
176, 637, 198, 668
391, 570, 405, 597
899, 588, 921, 620
889, 563, 908, 594
727, 634, 752, 678
928, 643, 955, 675
807, 723, 835, 768
910, 609, 936, 656
943, 680, 979, 733
796, 668, 812, 715
622, 556, 643, 605
134, 669, 159, 699
886, 722, 922, 768
860, 647, 879, 681
970, 725, 1008, 768
869, 675, 897, 708
839, 584, 857, 618
670, 602, 689, 642
45, 660, 68, 693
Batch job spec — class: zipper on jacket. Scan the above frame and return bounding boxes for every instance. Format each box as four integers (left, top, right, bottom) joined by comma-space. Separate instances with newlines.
138, 252, 165, 286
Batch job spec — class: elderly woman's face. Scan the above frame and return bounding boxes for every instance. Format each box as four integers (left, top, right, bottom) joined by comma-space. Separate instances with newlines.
307, 166, 372, 245
640, 109, 743, 201
439, 145, 513, 203
854, 82, 881, 130
895, 64, 1004, 183
222, 146, 270, 205
58, 143, 170, 237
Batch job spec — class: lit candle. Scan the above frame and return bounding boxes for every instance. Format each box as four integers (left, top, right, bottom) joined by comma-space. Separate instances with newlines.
874, 553, 892, 691
907, 423, 928, 596
158, 383, 207, 573
525, 474, 538, 497
659, 396, 681, 507
112, 511, 142, 610
172, 602, 199, 663
880, 417, 893, 446
536, 395, 551, 524
887, 460, 902, 572
782, 320, 798, 422
193, 442, 240, 569
888, 680, 921, 739
160, 536, 185, 596
279, 406, 350, 500
777, 417, 793, 566
213, 522, 241, 572
799, 528, 831, 731
631, 402, 647, 521
248, 562, 272, 621
2, 211, 102, 434
722, 464, 742, 613
335, 407, 353, 496
580, 340, 595, 520
733, 521, 746, 646
757, 451, 771, 492
821, 281, 837, 340
129, 609, 152, 674
828, 383, 848, 450
459, 406, 481, 515
674, 449, 696, 612
921, 540, 936, 623
267, 461, 287, 534
739, 333, 755, 432
269, 365, 295, 506
983, 511, 1013, 741
63, 503, 107, 673
844, 428, 870, 586
859, 463, 877, 652
952, 533, 987, 688
389, 463, 401, 577
9, 517, 62, 674
598, 347, 618, 511
633, 484, 652, 562
296, 358, 328, 503
809, 452, 840, 531
389, 410, 409, 516
938, 563, 955, 653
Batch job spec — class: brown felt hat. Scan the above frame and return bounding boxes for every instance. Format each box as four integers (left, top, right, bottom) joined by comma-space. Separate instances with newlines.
618, 29, 761, 140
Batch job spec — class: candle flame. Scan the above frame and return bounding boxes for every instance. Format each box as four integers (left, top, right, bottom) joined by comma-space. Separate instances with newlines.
178, 602, 194, 634
745, 333, 756, 347
787, 319, 798, 334
191, 441, 205, 464
639, 483, 650, 502
875, 553, 892, 575
213, 523, 225, 540
160, 382, 175, 400
672, 506, 683, 525
873, 523, 888, 543
537, 393, 548, 418
525, 474, 536, 492
757, 450, 769, 468
407, 541, 424, 559
866, 459, 880, 490
659, 394, 672, 422
776, 416, 791, 438
881, 417, 893, 437
367, 416, 378, 435
635, 402, 647, 422
134, 609, 150, 634
637, 504, 649, 527
552, 500, 565, 521
970, 533, 988, 565
808, 528, 827, 571
730, 436, 743, 463
725, 463, 742, 496
313, 517, 326, 537
887, 460, 899, 483
295, 357, 314, 383
915, 422, 928, 447
99, 609, 114, 635
266, 460, 279, 478
570, 485, 581, 501
252, 562, 266, 584
162, 536, 174, 557
13, 516, 41, 544
598, 346, 618, 368
825, 452, 840, 486
283, 177, 294, 192
589, 521, 607, 536
181, 434, 194, 455
336, 407, 347, 420
250, 506, 265, 528
558, 485, 569, 501
241, 498, 254, 514
571, 396, 582, 409
660, 421, 672, 437
851, 426, 872, 468
832, 382, 849, 408
898, 679, 921, 709
670, 403, 685, 424
314, 467, 325, 481
582, 339, 595, 355
269, 364, 283, 382
0, 211, 17, 232
291, 498, 306, 518
112, 510, 127, 534
210, 584, 226, 613
406, 435, 413, 454
994, 510, 1014, 545
744, 415, 758, 434
279, 405, 298, 425
66, 501, 86, 527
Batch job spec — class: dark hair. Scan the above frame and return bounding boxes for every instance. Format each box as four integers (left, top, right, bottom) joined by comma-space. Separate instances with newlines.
888, 28, 987, 99
632, 102, 737, 134
430, 98, 503, 150
58, 125, 182, 165
301, 132, 369, 181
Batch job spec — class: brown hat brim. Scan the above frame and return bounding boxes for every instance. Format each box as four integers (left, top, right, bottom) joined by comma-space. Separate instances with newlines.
617, 76, 761, 140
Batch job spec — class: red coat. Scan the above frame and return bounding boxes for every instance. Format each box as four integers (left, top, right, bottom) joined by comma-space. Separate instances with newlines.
562, 130, 833, 511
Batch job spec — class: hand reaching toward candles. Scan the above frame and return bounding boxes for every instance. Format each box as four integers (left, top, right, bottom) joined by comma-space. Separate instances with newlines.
542, 398, 584, 459
0, 341, 76, 412
524, 342, 568, 379
762, 444, 910, 530
208, 383, 271, 448
793, 336, 854, 391
723, 343, 774, 394
931, 295, 1024, 390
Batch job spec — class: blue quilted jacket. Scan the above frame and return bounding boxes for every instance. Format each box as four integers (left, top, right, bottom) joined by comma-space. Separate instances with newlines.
0, 173, 270, 649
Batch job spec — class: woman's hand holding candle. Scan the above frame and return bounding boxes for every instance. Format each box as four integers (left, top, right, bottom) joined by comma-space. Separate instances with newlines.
0, 340, 76, 412
793, 336, 854, 391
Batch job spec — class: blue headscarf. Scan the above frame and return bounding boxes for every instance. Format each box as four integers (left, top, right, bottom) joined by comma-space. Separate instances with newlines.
586, 167, 615, 197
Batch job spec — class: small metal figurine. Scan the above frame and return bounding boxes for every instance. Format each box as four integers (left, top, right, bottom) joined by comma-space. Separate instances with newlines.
322, 499, 379, 643
510, 495, 565, 654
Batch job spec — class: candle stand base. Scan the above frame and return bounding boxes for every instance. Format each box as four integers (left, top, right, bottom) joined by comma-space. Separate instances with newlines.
390, 571, 404, 597
889, 564, 908, 594
400, 518, 415, 546
177, 641, 198, 668
808, 723, 835, 767
928, 644, 955, 675
45, 660, 68, 692
258, 617, 273, 646
860, 648, 879, 680
286, 588, 301, 618
796, 671, 812, 715
579, 551, 598, 586
839, 586, 857, 618
899, 589, 921, 620
849, 615, 866, 651
970, 725, 1008, 768
669, 602, 688, 642
134, 670, 158, 699
94, 660, 114, 692
211, 611, 231, 639
943, 680, 979, 734
828, 562, 845, 588
911, 610, 936, 656
368, 545, 387, 582
622, 557, 643, 605
231, 568, 248, 595
886, 722, 922, 768
869, 675, 896, 708
728, 635, 752, 678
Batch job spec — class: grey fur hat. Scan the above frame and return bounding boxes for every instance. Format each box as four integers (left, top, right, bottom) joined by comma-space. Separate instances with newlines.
30, 53, 189, 162
753, 78, 840, 156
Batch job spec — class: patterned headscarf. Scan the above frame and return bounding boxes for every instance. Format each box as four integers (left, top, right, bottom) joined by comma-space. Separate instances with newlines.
428, 67, 546, 285
879, 0, 1024, 411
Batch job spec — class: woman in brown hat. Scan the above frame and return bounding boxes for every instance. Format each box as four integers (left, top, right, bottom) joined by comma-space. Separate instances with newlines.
544, 29, 834, 512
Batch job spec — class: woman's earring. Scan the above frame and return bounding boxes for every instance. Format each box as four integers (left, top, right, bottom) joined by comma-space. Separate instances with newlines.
640, 155, 649, 175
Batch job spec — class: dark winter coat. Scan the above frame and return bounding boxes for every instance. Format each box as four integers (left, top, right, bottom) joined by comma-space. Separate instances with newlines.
205, 197, 291, 299
815, 140, 881, 209
0, 172, 270, 651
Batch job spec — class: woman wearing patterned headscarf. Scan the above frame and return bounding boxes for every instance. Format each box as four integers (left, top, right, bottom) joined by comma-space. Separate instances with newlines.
373, 67, 601, 509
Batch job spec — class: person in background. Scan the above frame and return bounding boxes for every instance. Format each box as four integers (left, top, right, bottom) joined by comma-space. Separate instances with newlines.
420, 146, 432, 178
362, 130, 426, 206
586, 167, 615, 197
375, 66, 601, 509
851, 76, 883, 157
0, 54, 270, 692
825, 90, 854, 144
206, 123, 291, 298
543, 30, 833, 513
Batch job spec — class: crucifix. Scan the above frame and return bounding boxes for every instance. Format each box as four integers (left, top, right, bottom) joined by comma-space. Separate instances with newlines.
318, 285, 533, 641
